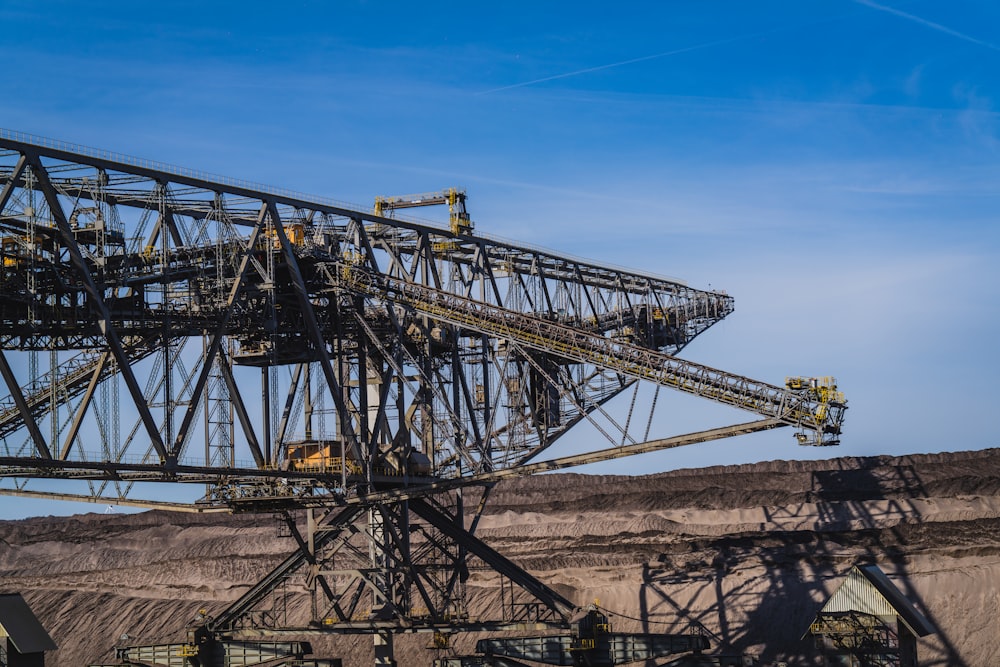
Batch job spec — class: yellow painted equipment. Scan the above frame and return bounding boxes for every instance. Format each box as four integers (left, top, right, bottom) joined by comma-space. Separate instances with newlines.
1, 234, 44, 267
282, 440, 360, 475
785, 376, 845, 404
263, 222, 306, 248
374, 188, 473, 235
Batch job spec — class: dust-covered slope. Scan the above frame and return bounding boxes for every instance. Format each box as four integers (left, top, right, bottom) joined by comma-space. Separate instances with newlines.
2, 448, 998, 667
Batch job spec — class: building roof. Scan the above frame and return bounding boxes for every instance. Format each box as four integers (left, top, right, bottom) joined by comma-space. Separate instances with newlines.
817, 564, 936, 637
0, 593, 58, 653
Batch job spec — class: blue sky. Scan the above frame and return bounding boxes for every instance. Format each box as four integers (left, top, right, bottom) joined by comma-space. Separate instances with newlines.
1, 1, 998, 517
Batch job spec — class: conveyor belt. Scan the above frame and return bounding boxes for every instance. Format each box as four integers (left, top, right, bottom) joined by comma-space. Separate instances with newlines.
333, 265, 845, 445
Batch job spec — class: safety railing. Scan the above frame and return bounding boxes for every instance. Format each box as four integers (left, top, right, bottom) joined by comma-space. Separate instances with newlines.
0, 128, 361, 212
0, 128, 694, 288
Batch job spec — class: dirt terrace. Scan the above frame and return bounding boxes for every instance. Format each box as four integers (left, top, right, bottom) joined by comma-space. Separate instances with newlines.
2, 448, 997, 667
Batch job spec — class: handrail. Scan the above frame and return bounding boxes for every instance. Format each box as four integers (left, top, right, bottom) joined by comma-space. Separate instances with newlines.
0, 128, 360, 212
0, 127, 689, 286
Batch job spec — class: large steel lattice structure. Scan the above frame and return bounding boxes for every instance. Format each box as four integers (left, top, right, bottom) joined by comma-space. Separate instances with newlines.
0, 130, 846, 666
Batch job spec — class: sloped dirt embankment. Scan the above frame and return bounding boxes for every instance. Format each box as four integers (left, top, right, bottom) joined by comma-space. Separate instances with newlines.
2, 448, 998, 667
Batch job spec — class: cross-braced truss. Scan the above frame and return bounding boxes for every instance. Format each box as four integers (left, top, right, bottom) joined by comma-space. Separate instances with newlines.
0, 130, 846, 664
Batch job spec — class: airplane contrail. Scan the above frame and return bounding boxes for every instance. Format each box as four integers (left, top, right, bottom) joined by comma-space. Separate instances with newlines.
477, 31, 778, 96
854, 0, 1000, 52
480, 5, 996, 97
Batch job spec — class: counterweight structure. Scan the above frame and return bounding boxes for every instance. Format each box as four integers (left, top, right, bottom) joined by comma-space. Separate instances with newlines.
0, 130, 846, 666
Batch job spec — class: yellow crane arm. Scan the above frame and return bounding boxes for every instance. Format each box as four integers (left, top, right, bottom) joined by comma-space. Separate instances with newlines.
374, 188, 472, 235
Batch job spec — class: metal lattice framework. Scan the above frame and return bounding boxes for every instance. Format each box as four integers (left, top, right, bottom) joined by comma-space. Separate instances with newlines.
0, 130, 846, 666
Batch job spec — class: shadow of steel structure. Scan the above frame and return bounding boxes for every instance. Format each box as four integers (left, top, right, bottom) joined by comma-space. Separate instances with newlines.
636, 462, 968, 666
0, 130, 846, 667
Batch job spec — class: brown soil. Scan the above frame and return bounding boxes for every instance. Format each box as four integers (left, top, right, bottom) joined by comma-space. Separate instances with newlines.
2, 448, 998, 667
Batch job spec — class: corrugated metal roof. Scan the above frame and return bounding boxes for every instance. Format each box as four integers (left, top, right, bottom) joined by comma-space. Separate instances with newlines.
0, 593, 58, 653
819, 565, 935, 638
856, 564, 936, 637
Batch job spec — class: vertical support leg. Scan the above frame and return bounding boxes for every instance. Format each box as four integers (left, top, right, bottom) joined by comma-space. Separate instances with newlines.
369, 505, 396, 667
373, 632, 395, 667
262, 367, 272, 466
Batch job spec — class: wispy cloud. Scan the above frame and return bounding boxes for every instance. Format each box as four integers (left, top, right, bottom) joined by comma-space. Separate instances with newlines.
854, 0, 1000, 51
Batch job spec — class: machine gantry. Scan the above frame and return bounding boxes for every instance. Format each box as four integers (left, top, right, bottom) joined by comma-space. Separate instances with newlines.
0, 129, 846, 667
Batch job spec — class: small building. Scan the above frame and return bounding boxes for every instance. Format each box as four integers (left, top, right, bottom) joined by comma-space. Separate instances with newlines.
0, 594, 57, 667
806, 565, 935, 667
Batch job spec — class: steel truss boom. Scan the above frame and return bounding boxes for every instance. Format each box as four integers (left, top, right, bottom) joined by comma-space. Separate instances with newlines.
0, 129, 846, 666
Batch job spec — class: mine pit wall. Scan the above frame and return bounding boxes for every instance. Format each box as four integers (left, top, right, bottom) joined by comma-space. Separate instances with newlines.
2, 448, 999, 667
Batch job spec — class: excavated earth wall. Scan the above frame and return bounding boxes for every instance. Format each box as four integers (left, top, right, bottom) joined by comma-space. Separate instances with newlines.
1, 448, 998, 667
